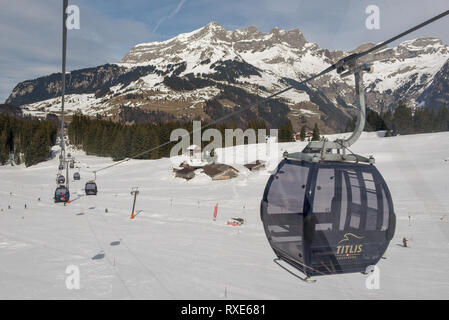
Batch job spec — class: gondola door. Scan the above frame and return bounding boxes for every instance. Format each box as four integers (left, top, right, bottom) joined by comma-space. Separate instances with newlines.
303, 165, 345, 276
261, 160, 312, 274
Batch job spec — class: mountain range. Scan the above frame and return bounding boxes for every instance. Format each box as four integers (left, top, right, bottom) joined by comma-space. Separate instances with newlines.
6, 22, 449, 133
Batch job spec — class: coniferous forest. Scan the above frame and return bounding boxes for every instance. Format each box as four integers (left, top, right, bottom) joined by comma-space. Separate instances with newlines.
68, 112, 283, 161
2, 101, 448, 167
68, 102, 449, 163
345, 102, 449, 136
0, 114, 57, 167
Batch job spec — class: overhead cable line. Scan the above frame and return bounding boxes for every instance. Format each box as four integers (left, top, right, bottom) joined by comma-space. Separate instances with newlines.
92, 10, 449, 175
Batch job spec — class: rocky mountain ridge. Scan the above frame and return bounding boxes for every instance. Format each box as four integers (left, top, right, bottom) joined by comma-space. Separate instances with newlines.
6, 22, 449, 133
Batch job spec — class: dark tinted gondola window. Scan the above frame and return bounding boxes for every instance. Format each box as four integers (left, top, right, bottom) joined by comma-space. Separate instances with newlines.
265, 162, 309, 260
348, 170, 361, 229
363, 172, 378, 230
381, 187, 390, 231
56, 188, 67, 196
86, 184, 96, 190
267, 163, 309, 214
313, 169, 334, 214
339, 172, 348, 230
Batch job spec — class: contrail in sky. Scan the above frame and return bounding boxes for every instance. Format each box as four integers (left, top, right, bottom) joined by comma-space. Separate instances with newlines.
153, 0, 187, 33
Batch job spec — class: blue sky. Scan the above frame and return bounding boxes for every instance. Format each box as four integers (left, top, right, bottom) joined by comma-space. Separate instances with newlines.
1, 0, 448, 102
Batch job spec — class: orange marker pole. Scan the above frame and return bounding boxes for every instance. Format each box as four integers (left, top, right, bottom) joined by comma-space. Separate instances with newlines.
213, 203, 218, 221
130, 188, 139, 219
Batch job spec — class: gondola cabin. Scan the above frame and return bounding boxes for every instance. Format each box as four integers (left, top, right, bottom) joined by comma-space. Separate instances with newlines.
73, 172, 80, 180
261, 159, 395, 277
59, 163, 64, 170
54, 186, 70, 203
70, 162, 74, 169
57, 175, 65, 184
85, 181, 97, 196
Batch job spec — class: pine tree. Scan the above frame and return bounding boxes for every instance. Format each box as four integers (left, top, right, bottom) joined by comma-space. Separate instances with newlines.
413, 108, 433, 133
392, 100, 413, 135
366, 110, 377, 132
111, 132, 127, 161
278, 121, 294, 142
24, 128, 51, 167
0, 130, 8, 165
13, 135, 21, 165
382, 109, 394, 132
345, 116, 356, 132
312, 123, 320, 141
299, 126, 306, 141
434, 105, 449, 132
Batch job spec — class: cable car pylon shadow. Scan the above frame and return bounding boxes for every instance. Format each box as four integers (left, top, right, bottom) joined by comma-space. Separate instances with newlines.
134, 210, 144, 218
67, 194, 84, 204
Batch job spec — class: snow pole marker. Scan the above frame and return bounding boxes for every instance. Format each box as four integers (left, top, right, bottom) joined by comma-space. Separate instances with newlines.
130, 187, 139, 219
213, 203, 218, 221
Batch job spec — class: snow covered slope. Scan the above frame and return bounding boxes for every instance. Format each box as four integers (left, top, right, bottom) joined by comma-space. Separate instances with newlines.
1, 132, 448, 299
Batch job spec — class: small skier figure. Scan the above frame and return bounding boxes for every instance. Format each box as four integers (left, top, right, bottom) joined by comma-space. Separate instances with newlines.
403, 237, 408, 248
38, 198, 41, 202
24, 204, 27, 209
8, 205, 11, 209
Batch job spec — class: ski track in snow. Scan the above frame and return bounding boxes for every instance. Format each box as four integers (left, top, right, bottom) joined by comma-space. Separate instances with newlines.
0, 132, 448, 299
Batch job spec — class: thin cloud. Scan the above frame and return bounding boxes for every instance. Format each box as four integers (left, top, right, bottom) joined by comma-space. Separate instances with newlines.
0, 0, 155, 102
152, 0, 187, 33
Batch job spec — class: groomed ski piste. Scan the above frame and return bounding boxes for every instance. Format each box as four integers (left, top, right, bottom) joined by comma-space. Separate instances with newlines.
0, 131, 448, 299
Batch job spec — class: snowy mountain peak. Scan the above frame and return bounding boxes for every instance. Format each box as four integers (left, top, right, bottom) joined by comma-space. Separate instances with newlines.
121, 22, 311, 67
396, 37, 448, 57
401, 37, 444, 49
205, 21, 224, 29
6, 23, 449, 130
